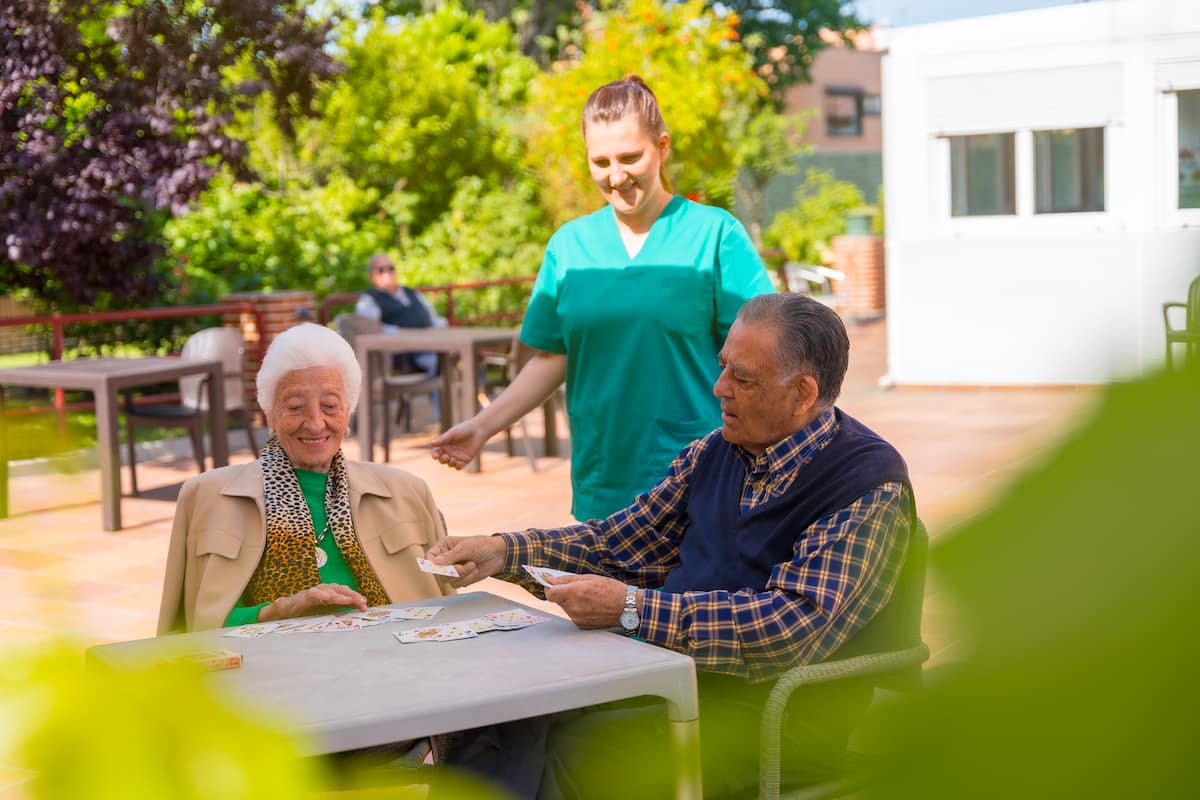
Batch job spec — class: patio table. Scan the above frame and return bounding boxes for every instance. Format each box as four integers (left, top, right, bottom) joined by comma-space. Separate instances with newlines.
353, 327, 559, 471
87, 590, 702, 798
0, 356, 227, 531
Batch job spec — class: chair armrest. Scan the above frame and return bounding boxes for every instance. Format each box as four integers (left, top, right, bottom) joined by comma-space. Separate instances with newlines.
1163, 302, 1187, 332
758, 643, 930, 800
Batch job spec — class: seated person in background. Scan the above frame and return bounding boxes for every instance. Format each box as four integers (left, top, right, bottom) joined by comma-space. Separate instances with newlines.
158, 322, 454, 634
430, 293, 916, 798
355, 251, 444, 377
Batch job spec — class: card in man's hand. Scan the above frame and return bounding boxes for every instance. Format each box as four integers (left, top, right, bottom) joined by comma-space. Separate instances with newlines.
416, 556, 460, 577
521, 564, 577, 588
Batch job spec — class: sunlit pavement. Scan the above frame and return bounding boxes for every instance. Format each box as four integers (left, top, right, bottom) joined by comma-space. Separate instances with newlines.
0, 318, 1096, 666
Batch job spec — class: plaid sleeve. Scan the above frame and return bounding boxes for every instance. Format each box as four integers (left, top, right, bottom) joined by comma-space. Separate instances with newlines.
638, 482, 912, 683
498, 433, 720, 593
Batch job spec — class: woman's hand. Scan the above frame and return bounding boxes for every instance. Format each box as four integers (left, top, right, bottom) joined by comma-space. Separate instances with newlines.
430, 420, 488, 470
426, 535, 508, 587
259, 583, 368, 622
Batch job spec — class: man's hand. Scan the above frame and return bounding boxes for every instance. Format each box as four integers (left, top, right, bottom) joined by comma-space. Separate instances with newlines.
544, 574, 629, 629
430, 421, 488, 470
260, 583, 368, 622
426, 535, 507, 587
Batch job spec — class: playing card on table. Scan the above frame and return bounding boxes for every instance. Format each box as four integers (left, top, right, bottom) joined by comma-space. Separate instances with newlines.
521, 564, 576, 588
323, 617, 364, 632
483, 607, 551, 630
344, 608, 396, 627
274, 615, 335, 633
462, 617, 498, 634
394, 623, 478, 643
416, 557, 460, 577
395, 605, 443, 620
222, 621, 280, 638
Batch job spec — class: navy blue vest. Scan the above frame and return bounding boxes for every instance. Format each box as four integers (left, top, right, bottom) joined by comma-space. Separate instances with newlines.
662, 410, 911, 595
367, 286, 434, 329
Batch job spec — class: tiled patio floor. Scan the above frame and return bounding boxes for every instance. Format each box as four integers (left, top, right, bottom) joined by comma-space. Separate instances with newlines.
0, 318, 1098, 665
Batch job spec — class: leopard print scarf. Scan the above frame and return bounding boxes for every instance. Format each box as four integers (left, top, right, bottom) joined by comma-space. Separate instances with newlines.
244, 435, 388, 607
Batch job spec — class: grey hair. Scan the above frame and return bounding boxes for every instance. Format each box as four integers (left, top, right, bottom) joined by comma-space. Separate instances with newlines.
367, 252, 393, 273
736, 293, 850, 410
256, 323, 362, 413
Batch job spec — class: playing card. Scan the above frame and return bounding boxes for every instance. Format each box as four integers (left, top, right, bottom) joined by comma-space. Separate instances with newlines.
222, 621, 279, 638
416, 557, 460, 577
323, 617, 364, 632
521, 564, 576, 588
394, 623, 479, 643
394, 605, 443, 620
463, 617, 498, 633
483, 607, 551, 630
274, 615, 335, 633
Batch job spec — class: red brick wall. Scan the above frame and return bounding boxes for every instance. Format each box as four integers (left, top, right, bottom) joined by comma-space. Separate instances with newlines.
221, 290, 316, 419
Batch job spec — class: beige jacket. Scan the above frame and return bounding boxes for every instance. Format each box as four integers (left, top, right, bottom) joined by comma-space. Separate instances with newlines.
158, 459, 454, 633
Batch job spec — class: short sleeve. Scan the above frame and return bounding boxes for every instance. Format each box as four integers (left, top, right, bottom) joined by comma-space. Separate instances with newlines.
520, 244, 567, 354
714, 217, 775, 340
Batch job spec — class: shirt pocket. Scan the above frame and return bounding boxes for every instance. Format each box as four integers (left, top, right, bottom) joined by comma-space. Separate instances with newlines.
376, 523, 430, 556
194, 529, 242, 560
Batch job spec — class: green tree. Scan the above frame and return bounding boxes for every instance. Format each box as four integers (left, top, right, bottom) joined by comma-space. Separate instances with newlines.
735, 107, 808, 247
762, 167, 863, 271
524, 0, 768, 228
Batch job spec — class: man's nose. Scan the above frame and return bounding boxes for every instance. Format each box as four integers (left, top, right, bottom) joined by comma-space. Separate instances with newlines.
713, 369, 731, 398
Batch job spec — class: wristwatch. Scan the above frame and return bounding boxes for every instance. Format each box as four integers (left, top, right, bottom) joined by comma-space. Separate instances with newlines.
619, 584, 640, 635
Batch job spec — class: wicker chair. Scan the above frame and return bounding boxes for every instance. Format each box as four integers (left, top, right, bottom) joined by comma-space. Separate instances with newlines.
757, 518, 931, 800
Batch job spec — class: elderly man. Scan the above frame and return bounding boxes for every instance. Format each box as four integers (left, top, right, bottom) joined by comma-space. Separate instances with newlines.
159, 323, 453, 634
355, 251, 443, 376
430, 293, 916, 798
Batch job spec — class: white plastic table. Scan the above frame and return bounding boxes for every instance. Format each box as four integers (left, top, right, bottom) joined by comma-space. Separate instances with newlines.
87, 591, 702, 798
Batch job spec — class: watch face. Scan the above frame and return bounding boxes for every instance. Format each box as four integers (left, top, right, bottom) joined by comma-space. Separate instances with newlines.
619, 608, 639, 631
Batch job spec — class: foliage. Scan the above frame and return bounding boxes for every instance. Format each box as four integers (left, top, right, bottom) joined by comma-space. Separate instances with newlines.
870, 365, 1200, 798
1, 643, 324, 798
735, 107, 808, 247
401, 175, 550, 319
762, 167, 864, 269
0, 0, 338, 309
524, 0, 768, 228
720, 0, 866, 96
163, 171, 393, 303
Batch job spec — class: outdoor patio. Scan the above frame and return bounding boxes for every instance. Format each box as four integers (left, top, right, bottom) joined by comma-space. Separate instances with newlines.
0, 318, 1096, 663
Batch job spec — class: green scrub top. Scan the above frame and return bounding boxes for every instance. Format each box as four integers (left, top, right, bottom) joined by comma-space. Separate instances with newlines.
521, 196, 775, 521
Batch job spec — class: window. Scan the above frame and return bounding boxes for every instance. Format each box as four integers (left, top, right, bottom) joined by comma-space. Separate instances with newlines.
825, 89, 863, 137
863, 94, 881, 116
1179, 89, 1200, 209
949, 133, 1016, 216
1034, 127, 1105, 213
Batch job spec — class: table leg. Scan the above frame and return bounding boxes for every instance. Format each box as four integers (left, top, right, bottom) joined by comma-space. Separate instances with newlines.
206, 363, 229, 467
0, 386, 8, 519
356, 346, 375, 462
669, 718, 703, 800
542, 398, 558, 457
460, 344, 481, 473
96, 383, 122, 531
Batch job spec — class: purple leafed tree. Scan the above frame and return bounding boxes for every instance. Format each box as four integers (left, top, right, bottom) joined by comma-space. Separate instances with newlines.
0, 0, 338, 308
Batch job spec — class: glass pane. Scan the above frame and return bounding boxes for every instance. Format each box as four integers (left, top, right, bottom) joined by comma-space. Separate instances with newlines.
1180, 89, 1200, 209
825, 93, 861, 136
950, 133, 1015, 216
1034, 127, 1104, 214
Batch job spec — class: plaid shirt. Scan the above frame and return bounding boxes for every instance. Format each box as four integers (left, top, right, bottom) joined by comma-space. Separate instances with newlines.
499, 409, 912, 683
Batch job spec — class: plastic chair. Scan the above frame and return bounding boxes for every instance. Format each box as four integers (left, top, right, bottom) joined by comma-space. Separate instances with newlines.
334, 314, 445, 462
757, 518, 930, 800
1162, 275, 1200, 370
123, 327, 258, 495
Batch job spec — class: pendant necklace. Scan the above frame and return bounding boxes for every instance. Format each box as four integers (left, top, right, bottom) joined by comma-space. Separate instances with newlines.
314, 522, 331, 568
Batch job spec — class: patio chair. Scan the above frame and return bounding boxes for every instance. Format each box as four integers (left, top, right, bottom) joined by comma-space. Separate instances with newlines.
122, 326, 258, 495
1162, 275, 1200, 370
334, 313, 445, 462
757, 518, 930, 800
477, 333, 542, 471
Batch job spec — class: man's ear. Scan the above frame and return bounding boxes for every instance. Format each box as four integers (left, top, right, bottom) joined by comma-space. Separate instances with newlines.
791, 374, 820, 419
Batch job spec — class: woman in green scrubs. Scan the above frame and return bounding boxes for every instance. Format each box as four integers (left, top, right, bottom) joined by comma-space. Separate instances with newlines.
432, 76, 773, 521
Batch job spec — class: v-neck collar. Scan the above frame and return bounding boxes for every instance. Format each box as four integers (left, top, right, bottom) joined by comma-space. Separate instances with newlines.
609, 195, 682, 261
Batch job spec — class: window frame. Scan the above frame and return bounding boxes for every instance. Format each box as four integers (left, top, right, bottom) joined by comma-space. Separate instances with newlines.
824, 87, 865, 137
1032, 126, 1106, 215
948, 131, 1017, 218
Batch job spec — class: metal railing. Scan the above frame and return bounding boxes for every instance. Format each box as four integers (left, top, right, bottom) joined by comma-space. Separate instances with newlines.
318, 276, 536, 326
0, 302, 263, 417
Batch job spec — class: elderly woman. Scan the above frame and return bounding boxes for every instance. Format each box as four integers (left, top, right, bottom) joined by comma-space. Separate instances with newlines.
158, 323, 452, 633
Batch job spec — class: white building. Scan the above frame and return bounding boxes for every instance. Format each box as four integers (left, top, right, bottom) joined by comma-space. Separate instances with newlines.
879, 0, 1200, 385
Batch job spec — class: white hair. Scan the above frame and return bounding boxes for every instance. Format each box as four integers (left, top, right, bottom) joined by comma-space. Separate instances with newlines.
256, 323, 362, 412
